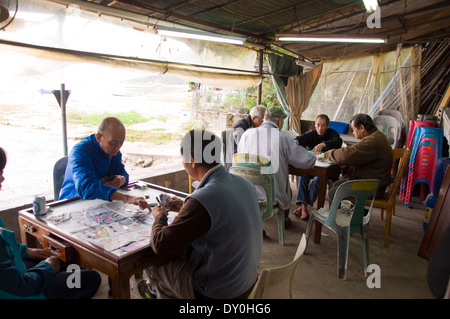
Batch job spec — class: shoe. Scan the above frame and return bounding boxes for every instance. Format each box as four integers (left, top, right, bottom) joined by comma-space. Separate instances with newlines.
293, 206, 303, 218
284, 217, 292, 229
138, 280, 156, 299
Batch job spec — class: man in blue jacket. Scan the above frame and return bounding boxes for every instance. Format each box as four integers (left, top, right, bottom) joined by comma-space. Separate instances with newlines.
59, 117, 149, 209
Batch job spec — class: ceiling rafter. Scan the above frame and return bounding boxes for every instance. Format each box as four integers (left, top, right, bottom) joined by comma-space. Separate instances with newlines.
188, 0, 242, 17
164, 0, 201, 13
48, 0, 450, 61
232, 0, 316, 28
298, 0, 447, 34
117, 0, 265, 40
260, 0, 363, 36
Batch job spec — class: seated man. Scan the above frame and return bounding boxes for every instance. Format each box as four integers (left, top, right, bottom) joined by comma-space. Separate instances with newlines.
0, 147, 101, 299
237, 107, 316, 227
293, 114, 343, 220
142, 129, 262, 299
321, 113, 393, 200
232, 104, 267, 153
223, 105, 267, 170
59, 117, 148, 209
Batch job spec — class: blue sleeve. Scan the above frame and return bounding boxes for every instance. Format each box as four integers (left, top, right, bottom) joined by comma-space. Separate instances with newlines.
110, 152, 129, 187
71, 149, 117, 201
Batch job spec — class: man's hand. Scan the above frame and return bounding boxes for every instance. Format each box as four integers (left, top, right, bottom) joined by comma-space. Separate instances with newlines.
126, 195, 151, 210
312, 142, 326, 153
44, 256, 61, 273
152, 205, 168, 219
110, 191, 151, 210
316, 153, 326, 161
27, 248, 52, 260
165, 197, 183, 212
103, 175, 126, 189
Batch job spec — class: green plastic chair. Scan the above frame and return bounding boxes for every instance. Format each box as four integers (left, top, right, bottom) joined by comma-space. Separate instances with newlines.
230, 153, 285, 245
305, 179, 380, 279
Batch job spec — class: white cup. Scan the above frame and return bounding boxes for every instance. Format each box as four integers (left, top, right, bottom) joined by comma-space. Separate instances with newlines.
340, 200, 354, 211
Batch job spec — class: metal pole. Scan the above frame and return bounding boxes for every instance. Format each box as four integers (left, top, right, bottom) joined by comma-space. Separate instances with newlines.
60, 83, 68, 156
257, 50, 264, 105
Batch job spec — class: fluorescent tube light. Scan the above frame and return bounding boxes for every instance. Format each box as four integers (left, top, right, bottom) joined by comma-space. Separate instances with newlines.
156, 26, 246, 45
276, 33, 386, 44
363, 0, 379, 12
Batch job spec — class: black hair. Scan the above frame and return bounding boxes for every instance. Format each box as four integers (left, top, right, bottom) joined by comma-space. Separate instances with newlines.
0, 147, 6, 171
350, 114, 375, 131
180, 129, 221, 169
316, 114, 330, 126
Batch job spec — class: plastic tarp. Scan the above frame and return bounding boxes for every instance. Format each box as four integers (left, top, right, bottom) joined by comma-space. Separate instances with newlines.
0, 0, 261, 92
302, 45, 422, 128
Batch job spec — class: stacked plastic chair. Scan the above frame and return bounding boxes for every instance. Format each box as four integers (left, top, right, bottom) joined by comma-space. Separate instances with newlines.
399, 120, 437, 202
404, 120, 436, 149
401, 126, 443, 207
423, 157, 450, 230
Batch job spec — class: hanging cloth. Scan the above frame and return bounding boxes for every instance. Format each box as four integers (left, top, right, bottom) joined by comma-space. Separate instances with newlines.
285, 63, 323, 133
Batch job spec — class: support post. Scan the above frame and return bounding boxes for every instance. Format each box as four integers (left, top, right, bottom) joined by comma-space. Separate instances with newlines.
257, 50, 264, 105
53, 84, 71, 156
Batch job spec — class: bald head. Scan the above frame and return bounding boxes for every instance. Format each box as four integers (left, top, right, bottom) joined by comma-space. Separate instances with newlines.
98, 117, 125, 135
96, 117, 126, 156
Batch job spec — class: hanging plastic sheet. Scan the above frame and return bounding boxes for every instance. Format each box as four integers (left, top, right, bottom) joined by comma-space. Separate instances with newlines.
302, 45, 422, 128
0, 0, 260, 93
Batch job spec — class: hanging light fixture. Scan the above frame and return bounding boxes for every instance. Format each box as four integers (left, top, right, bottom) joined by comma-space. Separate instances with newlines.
275, 33, 387, 44
362, 0, 379, 12
156, 26, 246, 45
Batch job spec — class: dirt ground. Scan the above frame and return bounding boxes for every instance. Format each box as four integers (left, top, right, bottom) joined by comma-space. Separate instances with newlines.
0, 84, 193, 210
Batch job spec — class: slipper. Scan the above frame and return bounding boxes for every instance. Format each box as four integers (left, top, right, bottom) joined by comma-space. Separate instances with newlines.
300, 211, 310, 220
293, 206, 303, 218
300, 206, 310, 220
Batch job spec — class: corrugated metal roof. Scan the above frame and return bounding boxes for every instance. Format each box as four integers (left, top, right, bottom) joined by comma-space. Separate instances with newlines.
50, 0, 450, 61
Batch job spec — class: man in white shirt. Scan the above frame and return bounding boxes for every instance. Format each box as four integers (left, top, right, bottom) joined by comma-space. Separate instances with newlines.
237, 107, 316, 226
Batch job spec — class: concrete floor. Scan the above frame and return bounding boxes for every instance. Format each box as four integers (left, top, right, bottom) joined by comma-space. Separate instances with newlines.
92, 180, 435, 299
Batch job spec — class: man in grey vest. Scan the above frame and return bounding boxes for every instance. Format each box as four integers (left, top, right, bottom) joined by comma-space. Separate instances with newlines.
142, 129, 262, 299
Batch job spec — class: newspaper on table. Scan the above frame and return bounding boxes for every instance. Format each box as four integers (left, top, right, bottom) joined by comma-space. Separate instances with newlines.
46, 199, 177, 255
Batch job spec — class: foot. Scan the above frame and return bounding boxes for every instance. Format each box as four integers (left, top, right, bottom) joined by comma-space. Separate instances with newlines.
293, 206, 303, 218
300, 205, 310, 220
138, 280, 156, 299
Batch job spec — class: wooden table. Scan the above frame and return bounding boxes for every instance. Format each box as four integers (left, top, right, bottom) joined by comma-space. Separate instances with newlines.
289, 161, 341, 243
18, 181, 187, 299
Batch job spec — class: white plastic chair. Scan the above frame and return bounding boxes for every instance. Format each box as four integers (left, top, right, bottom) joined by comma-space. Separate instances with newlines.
248, 234, 307, 299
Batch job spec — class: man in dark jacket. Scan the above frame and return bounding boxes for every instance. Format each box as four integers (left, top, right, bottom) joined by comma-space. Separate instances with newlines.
232, 105, 267, 153
293, 114, 342, 220
324, 113, 393, 200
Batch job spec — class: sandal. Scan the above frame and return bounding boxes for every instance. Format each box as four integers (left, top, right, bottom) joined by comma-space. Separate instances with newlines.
300, 211, 310, 220
300, 206, 310, 220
